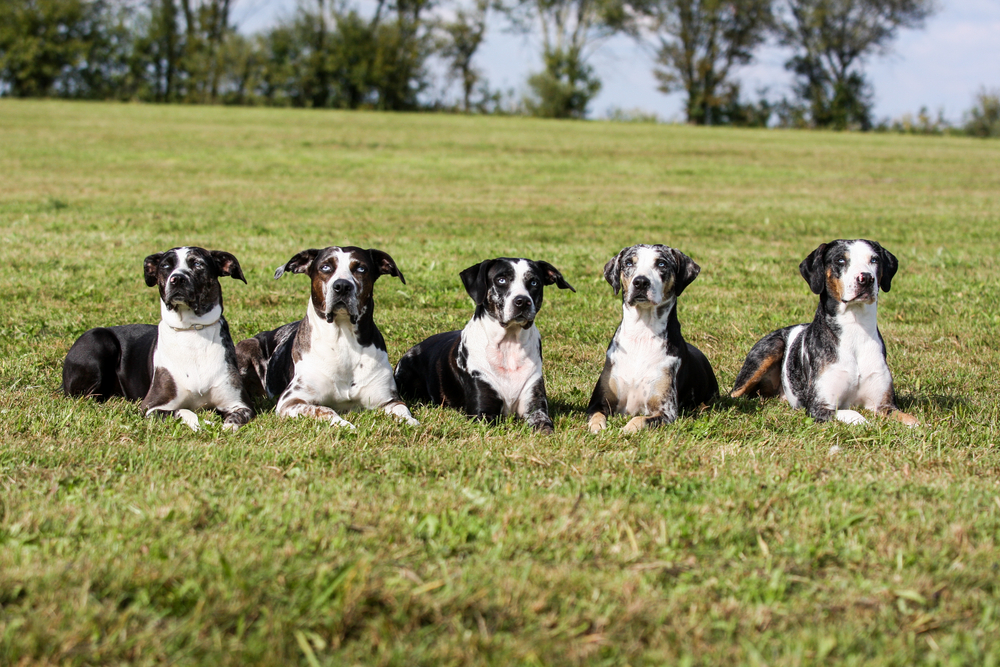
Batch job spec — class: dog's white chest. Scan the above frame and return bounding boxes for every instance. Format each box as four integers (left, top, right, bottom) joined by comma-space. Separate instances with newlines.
295, 321, 395, 410
462, 322, 542, 415
607, 326, 678, 415
819, 324, 892, 409
155, 324, 231, 406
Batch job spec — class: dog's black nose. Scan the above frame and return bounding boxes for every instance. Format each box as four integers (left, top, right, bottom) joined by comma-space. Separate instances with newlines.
632, 275, 650, 290
332, 279, 353, 295
857, 273, 874, 287
168, 273, 189, 286
513, 296, 531, 310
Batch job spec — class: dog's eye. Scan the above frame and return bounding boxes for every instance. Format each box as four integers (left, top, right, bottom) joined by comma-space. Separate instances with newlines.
657, 261, 667, 268
320, 264, 332, 273
356, 266, 366, 273
625, 260, 633, 267
870, 256, 879, 264
192, 260, 204, 269
530, 279, 538, 287
497, 277, 507, 285
837, 258, 846, 265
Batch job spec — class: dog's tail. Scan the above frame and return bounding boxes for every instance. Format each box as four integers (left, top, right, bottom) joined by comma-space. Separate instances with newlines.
730, 328, 790, 399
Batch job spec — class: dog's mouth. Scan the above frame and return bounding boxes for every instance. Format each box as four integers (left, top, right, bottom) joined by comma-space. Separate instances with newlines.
627, 291, 657, 307
325, 300, 359, 324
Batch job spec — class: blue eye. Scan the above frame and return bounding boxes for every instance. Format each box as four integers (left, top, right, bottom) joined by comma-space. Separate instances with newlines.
497, 277, 507, 285
657, 261, 666, 268
870, 256, 879, 264
837, 258, 846, 265
530, 279, 538, 287
320, 264, 332, 273
357, 265, 366, 273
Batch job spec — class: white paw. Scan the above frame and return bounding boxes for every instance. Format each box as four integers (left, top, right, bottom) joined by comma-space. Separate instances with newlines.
403, 416, 420, 426
176, 409, 200, 432
623, 416, 645, 434
331, 416, 356, 429
386, 404, 419, 426
835, 410, 867, 425
587, 415, 606, 434
222, 422, 240, 432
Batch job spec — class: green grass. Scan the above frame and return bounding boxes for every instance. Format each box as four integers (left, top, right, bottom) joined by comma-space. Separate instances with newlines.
2, 99, 1000, 666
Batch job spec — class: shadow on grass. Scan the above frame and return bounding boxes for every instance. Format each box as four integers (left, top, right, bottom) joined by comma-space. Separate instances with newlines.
898, 393, 969, 411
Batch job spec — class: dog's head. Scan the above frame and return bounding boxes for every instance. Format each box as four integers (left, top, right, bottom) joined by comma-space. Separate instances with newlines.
799, 239, 897, 305
460, 258, 575, 328
143, 247, 246, 315
603, 244, 700, 308
274, 246, 404, 324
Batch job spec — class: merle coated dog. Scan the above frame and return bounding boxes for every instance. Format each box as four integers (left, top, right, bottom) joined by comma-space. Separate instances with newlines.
62, 247, 254, 431
730, 239, 918, 425
393, 257, 575, 433
586, 244, 718, 434
236, 246, 417, 429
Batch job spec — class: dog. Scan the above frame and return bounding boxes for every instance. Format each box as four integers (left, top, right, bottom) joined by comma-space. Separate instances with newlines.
236, 246, 417, 429
586, 244, 718, 434
393, 257, 575, 433
62, 247, 254, 431
730, 239, 918, 425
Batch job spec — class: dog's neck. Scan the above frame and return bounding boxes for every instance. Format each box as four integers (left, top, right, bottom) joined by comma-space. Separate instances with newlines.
160, 301, 222, 331
823, 295, 879, 336
466, 312, 536, 348
620, 297, 676, 337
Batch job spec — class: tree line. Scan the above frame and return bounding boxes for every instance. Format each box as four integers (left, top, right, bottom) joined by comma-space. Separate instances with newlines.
1, 0, 998, 135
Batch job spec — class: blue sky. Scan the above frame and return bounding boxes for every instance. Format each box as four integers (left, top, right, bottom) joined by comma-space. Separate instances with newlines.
236, 0, 1000, 122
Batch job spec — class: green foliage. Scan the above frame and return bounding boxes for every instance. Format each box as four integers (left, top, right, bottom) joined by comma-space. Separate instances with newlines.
3, 100, 1000, 664
645, 0, 773, 126
525, 46, 601, 118
779, 0, 935, 130
964, 88, 1000, 138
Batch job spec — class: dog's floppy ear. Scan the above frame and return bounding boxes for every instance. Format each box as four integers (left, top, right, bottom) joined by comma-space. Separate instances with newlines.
535, 261, 575, 292
872, 241, 898, 293
603, 248, 627, 295
798, 243, 829, 295
368, 248, 405, 284
459, 260, 495, 305
669, 248, 701, 296
274, 249, 319, 280
143, 253, 163, 287
210, 250, 247, 284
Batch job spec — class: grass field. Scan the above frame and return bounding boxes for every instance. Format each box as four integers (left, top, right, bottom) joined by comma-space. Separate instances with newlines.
2, 99, 1000, 666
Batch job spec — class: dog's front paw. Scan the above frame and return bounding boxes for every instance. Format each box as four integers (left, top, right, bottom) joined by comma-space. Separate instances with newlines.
176, 409, 201, 431
834, 409, 867, 425
587, 413, 607, 434
623, 416, 646, 434
330, 416, 356, 429
222, 421, 241, 432
892, 411, 919, 427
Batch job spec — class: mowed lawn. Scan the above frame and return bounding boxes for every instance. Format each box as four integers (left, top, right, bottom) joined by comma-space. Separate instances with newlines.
1, 99, 1000, 666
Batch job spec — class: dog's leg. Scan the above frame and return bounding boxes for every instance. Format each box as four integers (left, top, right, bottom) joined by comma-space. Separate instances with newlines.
624, 371, 680, 434
731, 330, 787, 398
219, 405, 255, 432
382, 400, 420, 426
518, 378, 554, 434
834, 410, 867, 424
142, 368, 201, 431
875, 389, 919, 426
587, 412, 607, 433
278, 392, 355, 429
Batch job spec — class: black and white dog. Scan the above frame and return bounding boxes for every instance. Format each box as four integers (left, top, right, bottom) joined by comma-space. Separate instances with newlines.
236, 246, 417, 429
62, 247, 254, 431
586, 244, 718, 434
730, 239, 918, 425
394, 258, 575, 433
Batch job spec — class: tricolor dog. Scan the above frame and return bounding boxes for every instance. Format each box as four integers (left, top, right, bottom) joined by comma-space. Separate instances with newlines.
730, 239, 918, 425
393, 258, 575, 433
236, 246, 417, 428
62, 247, 254, 431
586, 244, 718, 434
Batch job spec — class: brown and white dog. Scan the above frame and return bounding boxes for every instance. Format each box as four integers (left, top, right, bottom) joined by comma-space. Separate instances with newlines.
730, 239, 918, 425
62, 246, 254, 431
237, 246, 417, 429
586, 244, 718, 434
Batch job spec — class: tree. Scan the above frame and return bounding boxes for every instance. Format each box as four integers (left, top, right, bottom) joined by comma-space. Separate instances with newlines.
501, 0, 623, 118
437, 0, 488, 112
778, 0, 934, 130
642, 0, 772, 125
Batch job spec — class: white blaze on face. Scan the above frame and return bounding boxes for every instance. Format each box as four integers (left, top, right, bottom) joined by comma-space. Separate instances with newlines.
324, 248, 356, 313
629, 246, 667, 306
841, 240, 879, 303
166, 247, 192, 303
504, 260, 535, 322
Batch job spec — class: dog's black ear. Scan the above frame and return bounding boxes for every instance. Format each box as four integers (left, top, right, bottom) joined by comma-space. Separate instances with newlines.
872, 241, 898, 293
799, 243, 829, 295
603, 248, 627, 295
670, 248, 701, 296
274, 249, 319, 280
459, 260, 495, 305
535, 261, 576, 292
143, 253, 163, 287
368, 248, 405, 284
211, 251, 247, 284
